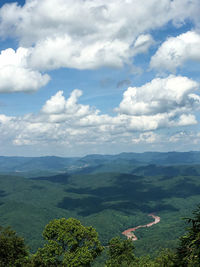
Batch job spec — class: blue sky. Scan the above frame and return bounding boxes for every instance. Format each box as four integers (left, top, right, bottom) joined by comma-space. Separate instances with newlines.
0, 0, 200, 156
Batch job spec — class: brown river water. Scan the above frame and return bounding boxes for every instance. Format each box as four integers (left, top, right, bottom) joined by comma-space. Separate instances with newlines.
122, 214, 161, 241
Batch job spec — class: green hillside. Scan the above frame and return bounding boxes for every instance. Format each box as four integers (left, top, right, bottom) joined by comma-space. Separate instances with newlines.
0, 166, 200, 257
2, 151, 200, 176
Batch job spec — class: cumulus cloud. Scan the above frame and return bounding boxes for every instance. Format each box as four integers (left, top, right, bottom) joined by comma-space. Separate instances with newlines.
169, 131, 187, 143
177, 114, 197, 126
132, 132, 158, 144
29, 35, 131, 70
42, 91, 67, 115
41, 89, 96, 122
117, 75, 199, 116
29, 34, 154, 71
150, 31, 200, 72
0, 0, 199, 71
0, 47, 50, 93
133, 34, 155, 55
0, 74, 198, 148
169, 131, 200, 145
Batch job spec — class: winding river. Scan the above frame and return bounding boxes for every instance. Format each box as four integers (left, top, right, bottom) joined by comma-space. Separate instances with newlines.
122, 214, 161, 241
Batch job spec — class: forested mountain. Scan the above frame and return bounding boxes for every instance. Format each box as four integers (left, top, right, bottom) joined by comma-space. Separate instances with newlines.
0, 152, 200, 265
1, 151, 200, 176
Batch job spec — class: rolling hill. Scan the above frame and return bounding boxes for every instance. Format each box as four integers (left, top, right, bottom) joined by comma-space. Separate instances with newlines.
0, 152, 200, 258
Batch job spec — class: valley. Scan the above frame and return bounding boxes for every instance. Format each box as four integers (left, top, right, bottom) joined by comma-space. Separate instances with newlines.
0, 152, 199, 258
122, 214, 161, 241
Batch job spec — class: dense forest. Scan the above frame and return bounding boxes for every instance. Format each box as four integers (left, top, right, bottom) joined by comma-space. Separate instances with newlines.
0, 205, 200, 266
0, 152, 200, 265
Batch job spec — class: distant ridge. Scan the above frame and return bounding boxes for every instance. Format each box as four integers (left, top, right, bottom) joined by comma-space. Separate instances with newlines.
0, 151, 200, 175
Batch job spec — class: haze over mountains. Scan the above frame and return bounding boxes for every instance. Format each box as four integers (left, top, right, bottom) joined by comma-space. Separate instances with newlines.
1, 151, 200, 175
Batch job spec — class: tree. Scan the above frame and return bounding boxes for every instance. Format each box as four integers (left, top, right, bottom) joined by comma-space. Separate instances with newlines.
134, 249, 175, 267
153, 249, 176, 267
33, 217, 103, 266
105, 237, 135, 267
175, 205, 200, 266
0, 225, 28, 266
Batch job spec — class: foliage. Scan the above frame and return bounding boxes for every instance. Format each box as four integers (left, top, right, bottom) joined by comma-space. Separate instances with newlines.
33, 217, 103, 266
153, 249, 175, 266
131, 249, 175, 267
0, 225, 28, 266
1, 159, 200, 256
105, 237, 135, 267
175, 205, 200, 266
0, 205, 199, 266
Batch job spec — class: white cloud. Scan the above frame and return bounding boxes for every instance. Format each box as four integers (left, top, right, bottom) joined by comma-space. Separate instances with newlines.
0, 0, 199, 71
29, 35, 131, 70
41, 89, 96, 123
0, 74, 198, 148
133, 34, 155, 55
42, 91, 67, 114
117, 75, 199, 116
29, 33, 154, 71
169, 131, 200, 145
169, 131, 187, 143
177, 114, 197, 126
150, 31, 200, 72
132, 132, 158, 144
0, 47, 50, 93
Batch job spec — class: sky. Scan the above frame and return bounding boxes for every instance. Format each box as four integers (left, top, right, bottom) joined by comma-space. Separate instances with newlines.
0, 0, 200, 157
